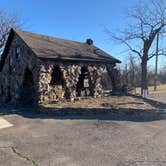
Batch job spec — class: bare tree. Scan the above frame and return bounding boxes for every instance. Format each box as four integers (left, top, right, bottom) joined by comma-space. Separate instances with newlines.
106, 0, 166, 97
0, 9, 21, 55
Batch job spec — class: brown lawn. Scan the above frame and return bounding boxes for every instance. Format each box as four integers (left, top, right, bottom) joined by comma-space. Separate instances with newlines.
43, 95, 161, 110
136, 84, 166, 95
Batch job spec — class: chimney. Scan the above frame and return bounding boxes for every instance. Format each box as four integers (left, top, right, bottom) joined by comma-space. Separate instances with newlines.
86, 38, 93, 45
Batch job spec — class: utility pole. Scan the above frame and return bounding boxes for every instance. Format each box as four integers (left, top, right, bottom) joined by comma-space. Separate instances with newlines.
154, 32, 159, 91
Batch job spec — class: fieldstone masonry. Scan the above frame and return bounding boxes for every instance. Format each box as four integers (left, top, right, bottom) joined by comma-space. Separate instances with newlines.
38, 62, 105, 104
0, 34, 40, 105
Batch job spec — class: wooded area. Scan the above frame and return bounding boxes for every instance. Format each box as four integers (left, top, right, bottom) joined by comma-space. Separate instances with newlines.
107, 0, 166, 97
120, 55, 166, 92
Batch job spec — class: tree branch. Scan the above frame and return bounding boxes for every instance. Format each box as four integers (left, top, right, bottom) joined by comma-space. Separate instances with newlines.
148, 49, 166, 60
113, 36, 143, 59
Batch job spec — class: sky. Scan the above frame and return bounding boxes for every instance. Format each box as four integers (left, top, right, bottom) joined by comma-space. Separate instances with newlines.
0, 0, 166, 70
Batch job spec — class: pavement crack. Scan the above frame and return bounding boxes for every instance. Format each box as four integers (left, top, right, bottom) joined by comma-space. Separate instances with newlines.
11, 147, 39, 166
0, 146, 39, 166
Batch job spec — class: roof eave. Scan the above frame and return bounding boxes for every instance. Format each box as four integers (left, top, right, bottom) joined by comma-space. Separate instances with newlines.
38, 56, 118, 63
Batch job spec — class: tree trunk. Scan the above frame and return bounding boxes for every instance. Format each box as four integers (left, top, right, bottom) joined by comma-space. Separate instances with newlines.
141, 57, 148, 97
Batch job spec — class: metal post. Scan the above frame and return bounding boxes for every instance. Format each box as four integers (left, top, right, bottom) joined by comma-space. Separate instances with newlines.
154, 32, 159, 91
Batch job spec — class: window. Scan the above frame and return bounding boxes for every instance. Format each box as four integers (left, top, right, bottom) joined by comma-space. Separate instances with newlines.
15, 47, 21, 59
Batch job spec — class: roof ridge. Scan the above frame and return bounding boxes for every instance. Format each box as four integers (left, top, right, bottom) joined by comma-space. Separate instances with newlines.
13, 28, 87, 45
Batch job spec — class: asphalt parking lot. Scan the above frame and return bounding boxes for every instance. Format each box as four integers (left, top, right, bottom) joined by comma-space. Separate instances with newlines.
0, 108, 166, 166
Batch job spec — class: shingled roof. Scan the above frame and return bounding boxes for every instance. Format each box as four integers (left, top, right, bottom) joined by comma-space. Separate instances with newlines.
0, 29, 121, 71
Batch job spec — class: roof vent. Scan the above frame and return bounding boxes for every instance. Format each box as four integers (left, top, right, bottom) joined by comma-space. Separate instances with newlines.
86, 38, 93, 45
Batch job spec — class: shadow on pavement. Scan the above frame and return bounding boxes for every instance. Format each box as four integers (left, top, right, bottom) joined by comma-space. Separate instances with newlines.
0, 104, 166, 122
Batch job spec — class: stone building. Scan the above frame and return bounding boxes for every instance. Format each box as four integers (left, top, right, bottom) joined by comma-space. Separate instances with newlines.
0, 29, 121, 105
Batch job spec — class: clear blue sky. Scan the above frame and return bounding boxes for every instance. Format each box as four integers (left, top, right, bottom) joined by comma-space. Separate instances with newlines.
0, 0, 165, 70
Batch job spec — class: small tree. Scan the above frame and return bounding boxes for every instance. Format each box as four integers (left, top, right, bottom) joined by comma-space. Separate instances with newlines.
0, 9, 21, 55
107, 0, 166, 97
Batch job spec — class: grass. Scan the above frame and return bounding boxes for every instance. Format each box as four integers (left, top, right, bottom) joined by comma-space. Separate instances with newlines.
136, 84, 166, 95
39, 94, 166, 115
43, 96, 157, 110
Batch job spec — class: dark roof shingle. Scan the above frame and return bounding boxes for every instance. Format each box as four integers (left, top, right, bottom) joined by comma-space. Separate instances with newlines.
14, 29, 121, 63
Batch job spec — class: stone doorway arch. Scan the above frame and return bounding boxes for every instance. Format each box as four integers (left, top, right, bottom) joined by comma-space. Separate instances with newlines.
49, 65, 65, 102
20, 68, 36, 106
76, 66, 90, 97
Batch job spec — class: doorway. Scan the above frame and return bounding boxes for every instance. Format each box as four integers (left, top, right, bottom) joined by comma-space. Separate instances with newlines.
76, 67, 90, 96
20, 68, 36, 105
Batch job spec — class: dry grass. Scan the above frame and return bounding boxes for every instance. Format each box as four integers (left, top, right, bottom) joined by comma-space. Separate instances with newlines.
136, 84, 166, 95
43, 96, 157, 110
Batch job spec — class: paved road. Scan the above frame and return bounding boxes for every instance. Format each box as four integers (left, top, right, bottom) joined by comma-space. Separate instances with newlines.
0, 110, 166, 166
149, 94, 166, 103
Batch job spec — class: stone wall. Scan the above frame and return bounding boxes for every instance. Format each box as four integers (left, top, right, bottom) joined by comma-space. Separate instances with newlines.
0, 33, 40, 105
38, 61, 105, 104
